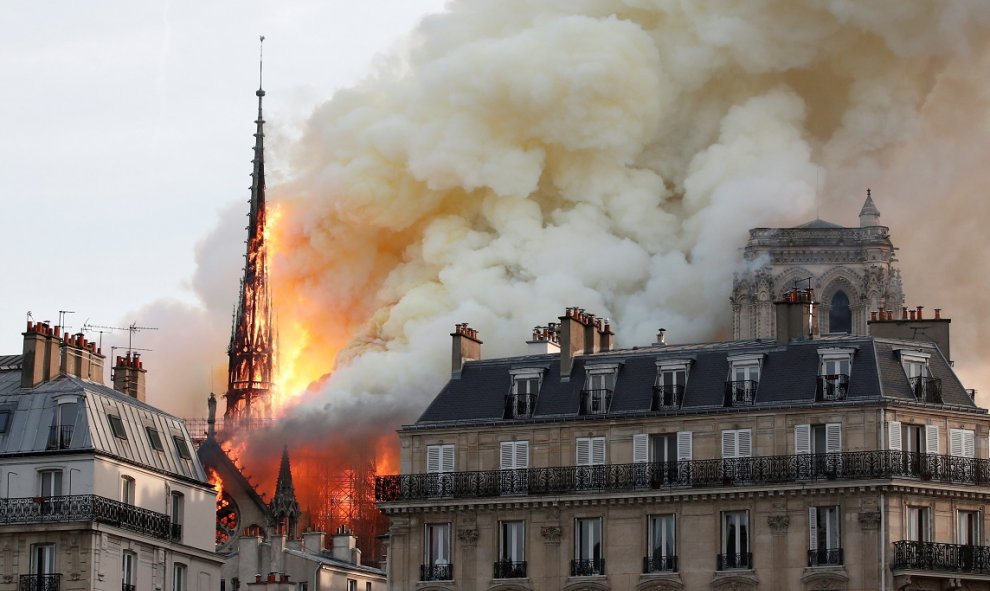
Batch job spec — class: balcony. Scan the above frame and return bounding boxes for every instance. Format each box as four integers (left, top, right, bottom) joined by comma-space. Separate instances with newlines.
18, 574, 60, 591
816, 374, 849, 402
376, 450, 990, 503
504, 394, 536, 419
493, 561, 527, 578
46, 425, 73, 450
911, 377, 943, 404
643, 555, 677, 573
724, 380, 758, 406
580, 389, 612, 415
808, 548, 843, 566
170, 522, 182, 540
420, 563, 453, 581
717, 552, 752, 570
652, 384, 683, 410
893, 540, 990, 574
0, 495, 176, 541
570, 558, 605, 576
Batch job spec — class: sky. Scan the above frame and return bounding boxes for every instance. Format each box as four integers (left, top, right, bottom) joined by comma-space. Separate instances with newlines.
0, 0, 448, 357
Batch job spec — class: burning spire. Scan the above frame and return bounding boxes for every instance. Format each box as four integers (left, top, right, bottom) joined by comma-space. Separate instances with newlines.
225, 35, 276, 425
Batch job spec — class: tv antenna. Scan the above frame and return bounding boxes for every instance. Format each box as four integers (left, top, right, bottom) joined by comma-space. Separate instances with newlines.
81, 321, 158, 353
58, 310, 75, 330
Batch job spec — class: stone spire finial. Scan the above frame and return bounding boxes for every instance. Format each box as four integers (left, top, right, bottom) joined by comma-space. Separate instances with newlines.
859, 188, 880, 227
269, 445, 301, 538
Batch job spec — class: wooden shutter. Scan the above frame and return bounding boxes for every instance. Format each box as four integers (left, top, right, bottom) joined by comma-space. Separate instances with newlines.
515, 441, 530, 468
722, 431, 736, 459
677, 432, 693, 461
950, 429, 964, 458
808, 507, 818, 551
825, 423, 842, 453
576, 438, 591, 466
633, 434, 649, 463
795, 424, 811, 455
925, 425, 940, 455
738, 430, 752, 458
888, 421, 902, 451
964, 431, 975, 458
592, 438, 606, 465
441, 445, 455, 473
500, 442, 515, 470
427, 445, 441, 473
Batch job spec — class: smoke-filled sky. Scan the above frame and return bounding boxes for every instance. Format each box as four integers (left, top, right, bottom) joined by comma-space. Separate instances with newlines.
5, 0, 990, 452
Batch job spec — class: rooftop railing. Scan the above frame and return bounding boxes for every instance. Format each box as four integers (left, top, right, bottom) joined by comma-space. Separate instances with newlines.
0, 495, 175, 541
816, 374, 849, 402
46, 425, 73, 450
893, 540, 990, 574
911, 377, 943, 404
652, 384, 684, 410
376, 450, 990, 502
724, 380, 758, 406
580, 389, 612, 415
504, 394, 536, 419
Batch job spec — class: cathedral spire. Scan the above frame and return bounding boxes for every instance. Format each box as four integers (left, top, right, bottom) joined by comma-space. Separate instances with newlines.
225, 36, 276, 426
269, 445, 301, 538
859, 188, 880, 227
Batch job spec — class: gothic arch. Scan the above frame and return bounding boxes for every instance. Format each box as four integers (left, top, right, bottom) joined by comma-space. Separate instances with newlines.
818, 267, 864, 335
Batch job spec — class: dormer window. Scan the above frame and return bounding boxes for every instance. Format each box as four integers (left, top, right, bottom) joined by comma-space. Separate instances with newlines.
899, 350, 941, 403
581, 364, 617, 415
505, 369, 542, 419
817, 348, 854, 402
725, 354, 761, 406
654, 360, 690, 410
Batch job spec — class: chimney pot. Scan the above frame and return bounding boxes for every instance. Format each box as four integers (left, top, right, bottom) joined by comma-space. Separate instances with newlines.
935, 308, 942, 319
870, 311, 878, 321
53, 325, 60, 337
916, 305, 923, 320
902, 307, 908, 320
909, 310, 916, 321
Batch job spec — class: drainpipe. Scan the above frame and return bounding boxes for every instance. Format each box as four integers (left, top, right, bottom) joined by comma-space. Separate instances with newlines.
880, 491, 886, 591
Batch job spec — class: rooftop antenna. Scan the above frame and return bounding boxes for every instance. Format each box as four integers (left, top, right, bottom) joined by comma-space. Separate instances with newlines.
26, 311, 33, 323
58, 310, 75, 329
82, 322, 159, 353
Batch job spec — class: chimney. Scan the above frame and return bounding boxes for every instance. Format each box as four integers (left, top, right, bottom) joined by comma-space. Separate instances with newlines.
868, 305, 952, 363
599, 320, 614, 352
527, 323, 561, 355
58, 332, 105, 384
302, 531, 325, 555
559, 308, 588, 378
332, 525, 359, 565
583, 313, 601, 355
113, 352, 147, 401
20, 321, 62, 388
654, 328, 667, 346
450, 323, 482, 376
774, 287, 819, 344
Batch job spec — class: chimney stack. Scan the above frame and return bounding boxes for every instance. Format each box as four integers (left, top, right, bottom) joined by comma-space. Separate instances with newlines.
302, 531, 325, 556
59, 333, 105, 384
20, 321, 61, 388
450, 323, 482, 376
527, 323, 561, 355
655, 328, 667, 346
868, 305, 952, 362
774, 287, 819, 344
331, 525, 360, 565
113, 352, 147, 401
558, 307, 612, 377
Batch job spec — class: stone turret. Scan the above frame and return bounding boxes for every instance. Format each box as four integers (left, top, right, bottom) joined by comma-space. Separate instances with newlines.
269, 445, 301, 538
859, 189, 880, 227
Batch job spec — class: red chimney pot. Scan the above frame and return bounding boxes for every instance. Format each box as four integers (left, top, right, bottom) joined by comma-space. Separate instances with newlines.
935, 308, 942, 319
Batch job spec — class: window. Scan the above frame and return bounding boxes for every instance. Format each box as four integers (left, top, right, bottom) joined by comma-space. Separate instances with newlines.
958, 510, 980, 545
30, 543, 55, 588
499, 441, 529, 494
366, 584, 371, 591
653, 360, 689, 409
633, 433, 691, 485
576, 437, 606, 465
39, 469, 62, 497
347, 580, 357, 591
888, 422, 939, 454
146, 426, 165, 451
108, 414, 127, 439
581, 365, 617, 415
828, 290, 852, 333
573, 517, 603, 576
795, 424, 842, 455
122, 551, 136, 590
808, 506, 841, 566
171, 492, 184, 540
173, 563, 187, 591
423, 523, 451, 581
721, 429, 752, 459
496, 521, 526, 578
720, 511, 750, 569
900, 350, 941, 403
121, 476, 136, 505
818, 348, 853, 401
426, 444, 455, 473
907, 507, 931, 542
950, 429, 976, 458
506, 370, 541, 418
48, 402, 77, 449
646, 514, 676, 572
0, 410, 11, 433
172, 435, 191, 460
725, 355, 761, 406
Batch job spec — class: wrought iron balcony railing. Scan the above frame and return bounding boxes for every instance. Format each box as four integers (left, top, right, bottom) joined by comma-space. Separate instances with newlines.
493, 560, 527, 578
420, 563, 453, 581
893, 540, 990, 574
808, 548, 843, 566
652, 384, 684, 410
18, 574, 60, 591
170, 522, 182, 540
504, 394, 536, 419
46, 425, 73, 450
122, 584, 136, 591
643, 554, 677, 573
376, 450, 990, 502
580, 389, 612, 415
0, 495, 175, 541
570, 558, 605, 576
911, 377, 943, 404
816, 374, 849, 401
717, 552, 752, 570
724, 380, 758, 406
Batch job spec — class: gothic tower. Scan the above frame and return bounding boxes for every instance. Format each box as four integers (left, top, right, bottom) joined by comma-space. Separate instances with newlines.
270, 445, 301, 538
225, 42, 276, 425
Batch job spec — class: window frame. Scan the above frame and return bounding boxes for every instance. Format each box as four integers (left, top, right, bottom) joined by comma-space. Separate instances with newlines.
108, 414, 128, 440
172, 562, 187, 591
0, 409, 11, 433
121, 475, 136, 505
122, 550, 136, 587
648, 513, 676, 562
907, 506, 932, 542
499, 520, 526, 563
31, 543, 56, 575
39, 469, 63, 497
958, 509, 981, 546
574, 517, 603, 562
721, 429, 753, 459
424, 522, 452, 566
720, 510, 750, 569
173, 435, 192, 460
146, 426, 165, 452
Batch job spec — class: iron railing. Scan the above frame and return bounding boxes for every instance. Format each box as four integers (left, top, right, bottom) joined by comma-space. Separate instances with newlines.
643, 555, 677, 573
570, 558, 605, 576
817, 374, 849, 401
170, 522, 182, 540
893, 540, 990, 574
580, 389, 612, 415
717, 552, 752, 570
46, 425, 73, 450
376, 450, 990, 502
0, 495, 175, 541
724, 380, 758, 406
122, 584, 136, 591
911, 377, 943, 404
419, 564, 453, 581
493, 561, 527, 578
18, 574, 60, 591
808, 548, 843, 566
652, 385, 684, 410
504, 394, 536, 419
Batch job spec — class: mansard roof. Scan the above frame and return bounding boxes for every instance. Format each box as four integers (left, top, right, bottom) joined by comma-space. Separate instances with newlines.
0, 362, 208, 484
410, 335, 976, 428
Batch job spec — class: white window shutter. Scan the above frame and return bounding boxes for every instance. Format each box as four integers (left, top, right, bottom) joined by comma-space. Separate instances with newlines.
633, 434, 649, 463
964, 431, 975, 458
516, 441, 529, 468
888, 421, 902, 451
427, 446, 441, 473
500, 442, 515, 470
576, 438, 591, 466
592, 438, 606, 465
825, 423, 842, 453
950, 429, 964, 458
738, 430, 752, 458
925, 425, 940, 455
795, 424, 811, 455
722, 431, 736, 459
440, 445, 455, 472
808, 507, 818, 551
677, 432, 693, 461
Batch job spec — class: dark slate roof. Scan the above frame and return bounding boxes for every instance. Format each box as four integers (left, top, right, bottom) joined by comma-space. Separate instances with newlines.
412, 335, 978, 427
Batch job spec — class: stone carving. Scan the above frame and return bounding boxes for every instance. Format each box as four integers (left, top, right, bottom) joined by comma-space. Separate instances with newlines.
767, 514, 790, 534
541, 526, 562, 543
457, 528, 478, 544
858, 511, 881, 530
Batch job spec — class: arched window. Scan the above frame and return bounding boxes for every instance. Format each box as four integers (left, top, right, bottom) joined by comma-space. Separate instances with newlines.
829, 290, 852, 334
